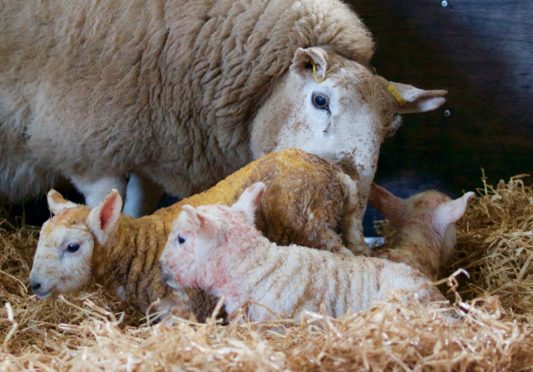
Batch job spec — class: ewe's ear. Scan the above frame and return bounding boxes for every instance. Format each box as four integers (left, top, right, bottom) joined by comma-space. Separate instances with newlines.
87, 189, 123, 245
232, 182, 266, 224
291, 47, 329, 82
47, 189, 78, 215
387, 81, 447, 114
433, 192, 475, 230
368, 183, 406, 227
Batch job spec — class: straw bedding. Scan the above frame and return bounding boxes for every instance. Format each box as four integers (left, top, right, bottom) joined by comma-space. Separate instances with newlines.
449, 173, 532, 322
1, 175, 531, 370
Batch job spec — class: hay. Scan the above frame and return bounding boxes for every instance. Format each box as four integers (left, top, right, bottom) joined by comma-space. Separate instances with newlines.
1, 175, 532, 370
449, 172, 532, 322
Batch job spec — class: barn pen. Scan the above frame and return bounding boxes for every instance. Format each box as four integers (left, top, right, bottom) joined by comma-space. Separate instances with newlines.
1, 0, 532, 370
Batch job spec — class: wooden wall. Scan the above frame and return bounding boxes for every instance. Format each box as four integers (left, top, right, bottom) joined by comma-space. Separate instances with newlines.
348, 0, 532, 194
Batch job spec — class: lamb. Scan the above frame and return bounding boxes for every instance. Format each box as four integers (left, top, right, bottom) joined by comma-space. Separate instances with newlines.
29, 189, 217, 321
369, 184, 475, 279
1, 0, 446, 221
159, 183, 454, 322
29, 149, 364, 319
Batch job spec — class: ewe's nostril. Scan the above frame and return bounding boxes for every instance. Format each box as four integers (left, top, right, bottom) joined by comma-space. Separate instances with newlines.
30, 281, 42, 292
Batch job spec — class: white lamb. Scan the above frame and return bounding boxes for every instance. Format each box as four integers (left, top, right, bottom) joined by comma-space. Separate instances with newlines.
159, 183, 473, 322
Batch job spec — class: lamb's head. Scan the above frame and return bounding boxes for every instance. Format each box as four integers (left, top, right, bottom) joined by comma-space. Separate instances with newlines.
29, 189, 122, 299
250, 47, 447, 197
160, 182, 266, 290
369, 184, 475, 261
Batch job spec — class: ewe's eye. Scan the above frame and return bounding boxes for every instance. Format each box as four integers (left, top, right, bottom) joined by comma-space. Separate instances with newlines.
311, 92, 330, 111
66, 243, 80, 253
178, 235, 186, 244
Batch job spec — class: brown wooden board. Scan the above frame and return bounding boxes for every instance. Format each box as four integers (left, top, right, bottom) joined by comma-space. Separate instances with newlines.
348, 0, 532, 196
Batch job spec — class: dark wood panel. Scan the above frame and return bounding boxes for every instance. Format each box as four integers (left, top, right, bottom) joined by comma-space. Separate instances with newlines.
347, 0, 532, 195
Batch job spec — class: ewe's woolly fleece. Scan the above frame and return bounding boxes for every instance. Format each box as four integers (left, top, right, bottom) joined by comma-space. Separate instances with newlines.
0, 0, 373, 200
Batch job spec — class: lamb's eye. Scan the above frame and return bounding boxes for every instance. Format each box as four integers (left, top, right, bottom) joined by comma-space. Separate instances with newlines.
312, 93, 330, 111
178, 235, 186, 244
66, 243, 80, 253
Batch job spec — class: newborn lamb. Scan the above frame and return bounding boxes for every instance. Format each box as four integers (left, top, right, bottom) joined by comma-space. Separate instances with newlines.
160, 183, 454, 322
369, 184, 475, 279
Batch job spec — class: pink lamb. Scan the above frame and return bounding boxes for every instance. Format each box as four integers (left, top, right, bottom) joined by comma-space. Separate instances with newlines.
158, 183, 473, 322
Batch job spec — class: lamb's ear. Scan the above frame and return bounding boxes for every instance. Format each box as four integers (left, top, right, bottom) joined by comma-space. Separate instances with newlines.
87, 189, 123, 245
47, 189, 78, 215
291, 47, 329, 82
232, 182, 266, 224
180, 205, 202, 227
181, 206, 215, 237
433, 192, 475, 229
387, 81, 447, 114
368, 183, 406, 227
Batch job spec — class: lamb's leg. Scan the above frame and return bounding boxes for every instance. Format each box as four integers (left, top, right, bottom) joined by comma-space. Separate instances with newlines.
123, 173, 164, 217
336, 172, 369, 255
69, 174, 127, 208
319, 228, 354, 256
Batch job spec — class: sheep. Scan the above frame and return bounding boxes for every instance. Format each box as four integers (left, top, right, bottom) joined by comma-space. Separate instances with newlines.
369, 184, 475, 280
159, 182, 448, 322
29, 149, 364, 319
29, 189, 218, 321
1, 0, 446, 221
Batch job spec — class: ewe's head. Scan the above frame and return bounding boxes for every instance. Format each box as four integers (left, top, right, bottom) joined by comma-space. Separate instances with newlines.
369, 184, 475, 260
29, 189, 122, 299
250, 47, 447, 189
160, 182, 266, 290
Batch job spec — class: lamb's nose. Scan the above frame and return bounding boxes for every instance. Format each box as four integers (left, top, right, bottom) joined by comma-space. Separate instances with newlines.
161, 271, 171, 283
159, 265, 171, 283
30, 280, 42, 293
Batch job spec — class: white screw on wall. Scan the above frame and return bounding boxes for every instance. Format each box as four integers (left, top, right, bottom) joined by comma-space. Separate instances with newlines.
443, 109, 452, 118
441, 0, 448, 7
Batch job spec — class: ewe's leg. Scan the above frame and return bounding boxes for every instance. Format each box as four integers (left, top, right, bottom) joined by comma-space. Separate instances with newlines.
123, 173, 164, 217
336, 172, 369, 255
70, 174, 127, 208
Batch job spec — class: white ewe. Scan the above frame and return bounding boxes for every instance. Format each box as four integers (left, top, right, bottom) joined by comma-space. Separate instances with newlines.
1, 0, 445, 220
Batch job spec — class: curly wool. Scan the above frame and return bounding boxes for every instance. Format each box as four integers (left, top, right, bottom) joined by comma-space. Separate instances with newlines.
0, 0, 374, 200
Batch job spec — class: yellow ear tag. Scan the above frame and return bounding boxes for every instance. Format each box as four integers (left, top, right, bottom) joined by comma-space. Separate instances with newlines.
387, 83, 407, 106
312, 62, 326, 83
